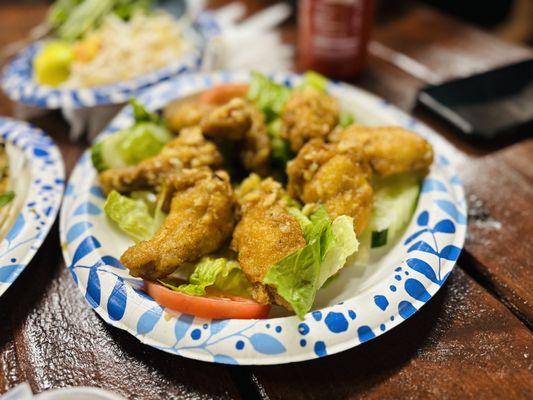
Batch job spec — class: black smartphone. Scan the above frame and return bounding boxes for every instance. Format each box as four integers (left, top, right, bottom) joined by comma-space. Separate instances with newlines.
416, 59, 533, 140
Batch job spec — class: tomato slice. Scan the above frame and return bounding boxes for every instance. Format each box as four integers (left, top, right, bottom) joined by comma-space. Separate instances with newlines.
199, 83, 249, 105
144, 281, 271, 319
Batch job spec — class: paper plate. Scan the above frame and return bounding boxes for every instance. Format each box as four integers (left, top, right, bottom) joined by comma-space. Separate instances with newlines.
0, 14, 219, 109
60, 71, 466, 365
0, 117, 64, 296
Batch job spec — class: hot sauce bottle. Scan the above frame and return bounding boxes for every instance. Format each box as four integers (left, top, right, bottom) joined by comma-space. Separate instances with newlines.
298, 0, 374, 78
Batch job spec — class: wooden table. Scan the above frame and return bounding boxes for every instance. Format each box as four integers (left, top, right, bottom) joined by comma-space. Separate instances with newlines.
0, 1, 532, 399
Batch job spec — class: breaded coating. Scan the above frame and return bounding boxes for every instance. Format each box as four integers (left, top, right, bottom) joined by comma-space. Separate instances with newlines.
164, 100, 212, 134
287, 139, 373, 235
201, 98, 252, 140
121, 169, 235, 280
232, 204, 306, 307
163, 96, 269, 174
240, 106, 271, 175
231, 174, 306, 308
282, 87, 339, 151
233, 173, 287, 215
165, 96, 252, 139
98, 127, 222, 194
334, 126, 434, 177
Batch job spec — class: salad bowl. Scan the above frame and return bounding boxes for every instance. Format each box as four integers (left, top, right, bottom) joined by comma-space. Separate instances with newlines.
0, 15, 216, 111
60, 71, 466, 365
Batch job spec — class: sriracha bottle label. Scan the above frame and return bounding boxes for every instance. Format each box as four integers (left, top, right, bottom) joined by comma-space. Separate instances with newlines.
298, 0, 373, 78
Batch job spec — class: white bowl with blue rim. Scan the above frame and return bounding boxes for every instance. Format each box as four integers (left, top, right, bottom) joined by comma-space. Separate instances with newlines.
0, 117, 64, 297
0, 12, 218, 111
60, 71, 467, 365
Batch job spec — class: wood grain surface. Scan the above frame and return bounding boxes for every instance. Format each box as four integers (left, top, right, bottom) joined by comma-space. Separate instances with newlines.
0, 1, 532, 399
459, 140, 533, 327
249, 268, 532, 400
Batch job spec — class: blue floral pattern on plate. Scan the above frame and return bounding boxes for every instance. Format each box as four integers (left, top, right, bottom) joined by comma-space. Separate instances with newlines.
60, 71, 467, 365
0, 117, 64, 296
0, 13, 219, 109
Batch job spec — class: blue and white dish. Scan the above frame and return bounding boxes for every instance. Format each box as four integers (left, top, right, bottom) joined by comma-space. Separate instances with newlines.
0, 117, 64, 296
0, 14, 218, 110
60, 71, 467, 365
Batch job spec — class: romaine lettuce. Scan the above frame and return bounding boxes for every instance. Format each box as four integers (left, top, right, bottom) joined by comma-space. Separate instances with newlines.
339, 110, 355, 128
264, 207, 358, 318
0, 191, 15, 208
247, 72, 291, 122
267, 118, 294, 170
160, 257, 252, 298
91, 99, 172, 172
117, 122, 172, 165
130, 98, 164, 125
247, 71, 333, 173
247, 71, 329, 122
300, 71, 328, 92
319, 215, 358, 287
104, 190, 165, 242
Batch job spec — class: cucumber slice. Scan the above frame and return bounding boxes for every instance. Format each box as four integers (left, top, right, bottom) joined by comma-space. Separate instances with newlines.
371, 229, 388, 248
369, 174, 421, 247
91, 130, 129, 173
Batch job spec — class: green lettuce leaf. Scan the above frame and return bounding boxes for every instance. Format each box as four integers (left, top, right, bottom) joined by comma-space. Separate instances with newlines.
91, 97, 170, 172
0, 191, 15, 208
56, 0, 114, 41
247, 71, 329, 122
264, 207, 358, 318
300, 71, 328, 92
319, 215, 358, 287
263, 239, 322, 318
130, 98, 164, 125
267, 118, 294, 170
352, 228, 371, 267
51, 0, 153, 40
247, 71, 291, 122
247, 71, 330, 171
161, 257, 252, 298
287, 207, 312, 233
339, 110, 355, 127
117, 122, 172, 165
104, 190, 165, 242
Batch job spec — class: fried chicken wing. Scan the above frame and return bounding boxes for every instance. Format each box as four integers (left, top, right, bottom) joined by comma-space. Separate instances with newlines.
200, 98, 253, 140
121, 169, 235, 280
163, 96, 270, 174
164, 100, 212, 134
282, 88, 339, 152
164, 97, 252, 141
287, 139, 373, 235
334, 126, 434, 177
99, 127, 222, 194
231, 175, 306, 307
240, 106, 271, 175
